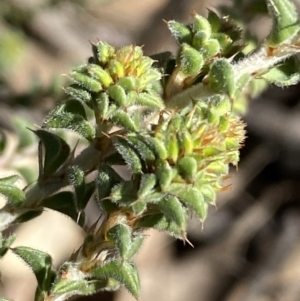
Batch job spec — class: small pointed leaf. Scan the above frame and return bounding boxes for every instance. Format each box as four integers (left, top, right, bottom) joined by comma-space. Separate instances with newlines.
70, 71, 102, 93
156, 195, 186, 229
180, 44, 203, 76
138, 174, 157, 198
11, 246, 54, 294
45, 106, 95, 140
113, 137, 142, 174
0, 178, 25, 207
92, 260, 140, 298
173, 186, 208, 221
107, 224, 132, 260
266, 0, 300, 46
110, 111, 137, 132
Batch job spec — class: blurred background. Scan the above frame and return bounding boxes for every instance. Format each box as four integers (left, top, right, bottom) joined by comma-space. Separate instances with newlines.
1, 0, 300, 301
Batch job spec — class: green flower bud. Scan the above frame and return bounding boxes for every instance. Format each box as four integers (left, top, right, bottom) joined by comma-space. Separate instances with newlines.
177, 156, 198, 181
166, 133, 179, 162
180, 43, 204, 76
192, 31, 209, 51
211, 33, 232, 54
156, 159, 174, 191
167, 20, 192, 44
117, 76, 139, 91
87, 64, 113, 88
192, 14, 212, 36
200, 39, 220, 60
95, 41, 115, 65
108, 59, 125, 79
208, 58, 235, 99
177, 131, 194, 154
108, 84, 128, 107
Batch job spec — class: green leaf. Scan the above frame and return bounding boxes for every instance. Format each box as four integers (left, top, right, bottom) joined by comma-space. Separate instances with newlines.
266, 0, 300, 46
70, 71, 102, 93
156, 159, 174, 191
117, 76, 139, 92
34, 129, 70, 177
125, 235, 144, 260
110, 111, 137, 132
125, 135, 156, 161
143, 136, 168, 160
130, 200, 147, 215
135, 93, 164, 109
45, 108, 95, 141
0, 233, 15, 258
138, 174, 157, 198
200, 184, 216, 204
91, 260, 140, 298
177, 156, 198, 181
107, 224, 132, 260
113, 137, 142, 174
64, 85, 92, 104
207, 9, 221, 33
87, 64, 113, 88
0, 176, 25, 206
110, 181, 137, 205
95, 92, 109, 119
135, 213, 184, 239
11, 247, 54, 298
0, 175, 20, 186
173, 186, 208, 221
262, 56, 300, 86
177, 130, 194, 155
156, 195, 186, 229
108, 84, 127, 107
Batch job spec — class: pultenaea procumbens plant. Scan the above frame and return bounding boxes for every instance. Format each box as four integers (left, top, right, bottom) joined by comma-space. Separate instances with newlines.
1, 0, 300, 300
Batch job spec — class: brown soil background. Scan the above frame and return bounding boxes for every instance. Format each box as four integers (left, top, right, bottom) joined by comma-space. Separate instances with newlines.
2, 1, 300, 301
